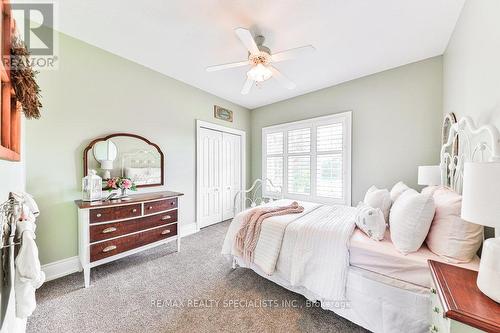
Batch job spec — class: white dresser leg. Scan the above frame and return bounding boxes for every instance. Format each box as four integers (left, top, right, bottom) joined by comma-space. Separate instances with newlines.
83, 267, 90, 288
177, 236, 181, 252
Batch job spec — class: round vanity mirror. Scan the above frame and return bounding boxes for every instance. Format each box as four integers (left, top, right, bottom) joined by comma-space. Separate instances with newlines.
93, 140, 118, 162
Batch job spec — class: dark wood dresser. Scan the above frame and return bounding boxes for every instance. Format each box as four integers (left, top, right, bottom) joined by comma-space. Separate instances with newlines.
75, 191, 183, 288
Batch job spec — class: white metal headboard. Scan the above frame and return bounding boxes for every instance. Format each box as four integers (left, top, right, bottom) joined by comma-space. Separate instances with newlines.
440, 116, 500, 193
233, 178, 283, 214
120, 149, 161, 175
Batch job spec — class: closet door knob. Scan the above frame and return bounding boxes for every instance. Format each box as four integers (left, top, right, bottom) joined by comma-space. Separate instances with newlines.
161, 229, 171, 235
102, 227, 117, 234
161, 215, 172, 221
102, 245, 117, 253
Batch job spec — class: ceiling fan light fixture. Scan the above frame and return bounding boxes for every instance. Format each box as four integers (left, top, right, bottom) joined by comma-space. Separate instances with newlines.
247, 63, 272, 82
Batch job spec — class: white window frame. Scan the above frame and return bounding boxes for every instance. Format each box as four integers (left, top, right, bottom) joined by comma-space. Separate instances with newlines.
262, 111, 352, 206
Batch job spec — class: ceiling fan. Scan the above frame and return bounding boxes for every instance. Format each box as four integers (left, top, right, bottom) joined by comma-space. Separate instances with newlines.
206, 28, 315, 95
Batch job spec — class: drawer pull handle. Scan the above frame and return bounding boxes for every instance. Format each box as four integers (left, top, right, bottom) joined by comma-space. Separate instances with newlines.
102, 227, 117, 234
96, 213, 102, 218
170, 201, 175, 205
161, 215, 172, 221
430, 288, 437, 294
102, 245, 117, 253
433, 306, 440, 314
161, 229, 171, 235
148, 206, 153, 210
132, 208, 137, 213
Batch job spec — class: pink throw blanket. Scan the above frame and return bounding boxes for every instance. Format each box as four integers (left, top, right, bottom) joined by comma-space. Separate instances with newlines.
235, 201, 304, 263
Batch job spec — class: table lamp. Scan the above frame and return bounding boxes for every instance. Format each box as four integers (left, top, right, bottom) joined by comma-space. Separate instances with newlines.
418, 165, 441, 186
100, 160, 114, 180
461, 162, 500, 303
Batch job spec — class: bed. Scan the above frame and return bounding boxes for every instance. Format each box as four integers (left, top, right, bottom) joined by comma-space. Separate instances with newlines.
222, 117, 494, 333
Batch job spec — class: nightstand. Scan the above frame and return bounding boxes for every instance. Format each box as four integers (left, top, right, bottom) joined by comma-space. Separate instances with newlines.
428, 260, 500, 333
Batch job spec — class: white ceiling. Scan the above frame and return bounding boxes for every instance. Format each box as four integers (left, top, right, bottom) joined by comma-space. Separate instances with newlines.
16, 0, 464, 109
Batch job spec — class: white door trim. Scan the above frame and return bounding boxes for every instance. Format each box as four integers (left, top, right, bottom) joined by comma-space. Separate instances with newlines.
196, 120, 246, 229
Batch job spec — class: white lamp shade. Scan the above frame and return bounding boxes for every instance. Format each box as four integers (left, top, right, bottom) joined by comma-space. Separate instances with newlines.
100, 160, 114, 170
418, 165, 441, 186
461, 162, 500, 228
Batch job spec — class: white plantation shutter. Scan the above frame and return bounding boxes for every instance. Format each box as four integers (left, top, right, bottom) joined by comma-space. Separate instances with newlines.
266, 156, 283, 192
287, 128, 311, 194
262, 112, 351, 205
287, 128, 311, 153
266, 132, 283, 155
288, 155, 310, 194
264, 132, 284, 193
316, 123, 344, 199
317, 123, 343, 152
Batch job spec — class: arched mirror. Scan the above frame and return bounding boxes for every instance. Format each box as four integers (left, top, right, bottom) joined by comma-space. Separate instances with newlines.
83, 133, 164, 188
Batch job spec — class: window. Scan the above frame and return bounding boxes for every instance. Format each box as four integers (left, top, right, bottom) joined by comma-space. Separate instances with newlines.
262, 112, 351, 205
0, 2, 20, 162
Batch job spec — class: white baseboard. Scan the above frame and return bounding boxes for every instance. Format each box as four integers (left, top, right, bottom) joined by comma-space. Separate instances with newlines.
181, 222, 199, 237
42, 256, 81, 282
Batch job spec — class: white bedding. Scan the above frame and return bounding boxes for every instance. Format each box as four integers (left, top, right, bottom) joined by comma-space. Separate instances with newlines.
222, 199, 358, 301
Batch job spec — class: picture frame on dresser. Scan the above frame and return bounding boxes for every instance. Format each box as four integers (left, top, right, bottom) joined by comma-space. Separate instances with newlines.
75, 191, 184, 288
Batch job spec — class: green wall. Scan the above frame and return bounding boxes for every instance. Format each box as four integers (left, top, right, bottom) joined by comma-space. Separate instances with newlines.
26, 32, 251, 265
251, 57, 443, 204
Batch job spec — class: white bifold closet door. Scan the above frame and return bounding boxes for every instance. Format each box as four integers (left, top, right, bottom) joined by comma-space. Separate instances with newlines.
222, 132, 241, 221
198, 128, 241, 228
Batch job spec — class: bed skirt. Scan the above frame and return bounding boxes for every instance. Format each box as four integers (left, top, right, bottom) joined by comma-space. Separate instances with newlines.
232, 256, 430, 333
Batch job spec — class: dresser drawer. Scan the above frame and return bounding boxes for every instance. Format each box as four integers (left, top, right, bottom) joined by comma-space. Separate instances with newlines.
89, 204, 142, 223
89, 210, 178, 243
90, 223, 177, 262
143, 198, 177, 215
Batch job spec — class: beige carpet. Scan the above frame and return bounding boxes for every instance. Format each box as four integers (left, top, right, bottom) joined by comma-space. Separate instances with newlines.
27, 221, 368, 333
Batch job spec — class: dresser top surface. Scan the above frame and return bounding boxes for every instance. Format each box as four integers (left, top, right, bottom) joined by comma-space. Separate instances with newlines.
429, 260, 500, 332
75, 191, 184, 209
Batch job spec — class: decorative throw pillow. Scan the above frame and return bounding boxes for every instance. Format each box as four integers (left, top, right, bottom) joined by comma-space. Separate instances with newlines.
390, 181, 410, 202
355, 202, 386, 241
364, 186, 392, 222
389, 189, 436, 254
425, 187, 483, 263
421, 185, 439, 196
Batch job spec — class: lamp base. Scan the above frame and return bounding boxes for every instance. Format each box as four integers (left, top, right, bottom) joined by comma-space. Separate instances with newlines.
477, 237, 500, 303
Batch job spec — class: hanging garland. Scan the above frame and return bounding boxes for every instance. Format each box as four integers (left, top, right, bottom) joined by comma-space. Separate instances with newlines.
10, 36, 42, 119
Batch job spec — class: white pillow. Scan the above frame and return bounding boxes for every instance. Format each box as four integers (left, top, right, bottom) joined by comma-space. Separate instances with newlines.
425, 187, 483, 263
364, 186, 392, 222
390, 181, 410, 202
355, 203, 386, 241
389, 189, 436, 254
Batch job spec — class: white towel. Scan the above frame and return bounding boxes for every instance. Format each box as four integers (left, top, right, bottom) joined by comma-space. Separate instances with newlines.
13, 194, 45, 319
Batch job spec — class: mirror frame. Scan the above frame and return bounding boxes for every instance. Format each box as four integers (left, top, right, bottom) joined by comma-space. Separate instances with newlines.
83, 133, 165, 188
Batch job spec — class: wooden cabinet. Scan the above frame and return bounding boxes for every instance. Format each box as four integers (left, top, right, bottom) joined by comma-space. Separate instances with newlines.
75, 191, 183, 288
428, 260, 500, 333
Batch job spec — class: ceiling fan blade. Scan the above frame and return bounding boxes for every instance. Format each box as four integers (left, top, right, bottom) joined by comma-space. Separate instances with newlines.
269, 66, 296, 90
241, 77, 254, 95
206, 60, 249, 72
235, 28, 260, 54
271, 45, 315, 62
